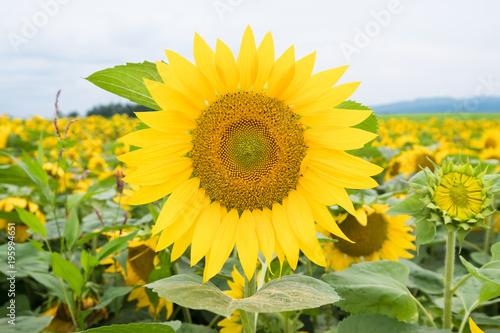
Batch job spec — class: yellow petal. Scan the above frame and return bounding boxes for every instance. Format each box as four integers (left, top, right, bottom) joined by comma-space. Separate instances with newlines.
117, 140, 191, 166
267, 45, 295, 98
253, 209, 275, 267
299, 239, 326, 267
151, 177, 200, 234
299, 171, 356, 215
354, 208, 368, 226
193, 33, 226, 94
191, 201, 222, 265
288, 66, 349, 106
135, 109, 196, 133
142, 79, 202, 119
119, 129, 189, 147
271, 202, 299, 269
156, 189, 206, 251
254, 32, 274, 92
123, 158, 192, 185
237, 26, 258, 91
277, 51, 316, 101
305, 127, 377, 150
300, 109, 372, 128
165, 49, 216, 103
469, 318, 484, 333
215, 39, 240, 93
171, 222, 195, 261
307, 159, 379, 189
308, 148, 384, 176
284, 190, 317, 249
156, 61, 183, 89
294, 82, 361, 115
236, 210, 259, 280
204, 209, 239, 281
127, 167, 193, 205
298, 189, 351, 242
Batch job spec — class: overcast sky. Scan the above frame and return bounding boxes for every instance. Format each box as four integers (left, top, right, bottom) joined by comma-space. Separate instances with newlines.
1, 0, 500, 118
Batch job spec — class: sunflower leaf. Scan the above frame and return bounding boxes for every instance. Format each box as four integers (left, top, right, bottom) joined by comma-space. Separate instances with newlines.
337, 313, 451, 333
13, 206, 46, 237
86, 61, 162, 110
386, 194, 427, 217
78, 322, 177, 333
460, 256, 500, 285
146, 274, 339, 317
322, 261, 418, 321
0, 315, 54, 333
51, 252, 84, 296
415, 219, 437, 250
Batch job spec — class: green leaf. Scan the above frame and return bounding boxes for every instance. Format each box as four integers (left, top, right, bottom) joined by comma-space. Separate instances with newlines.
401, 259, 443, 294
86, 61, 162, 110
96, 230, 138, 262
491, 242, 500, 261
13, 206, 46, 237
149, 203, 160, 223
0, 164, 36, 186
416, 219, 437, 249
336, 100, 379, 147
0, 315, 53, 333
460, 256, 500, 285
37, 131, 44, 166
479, 282, 500, 303
322, 261, 417, 321
67, 190, 106, 211
81, 250, 99, 279
64, 209, 80, 250
22, 151, 48, 185
177, 323, 217, 333
30, 272, 69, 302
485, 174, 500, 194
81, 286, 134, 319
408, 170, 428, 190
51, 252, 84, 296
0, 243, 49, 278
386, 195, 427, 216
146, 274, 340, 318
337, 313, 451, 333
79, 323, 177, 333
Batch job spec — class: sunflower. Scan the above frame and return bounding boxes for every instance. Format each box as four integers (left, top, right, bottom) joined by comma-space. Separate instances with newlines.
475, 128, 500, 150
0, 197, 46, 242
118, 26, 382, 281
321, 204, 415, 271
385, 145, 437, 181
434, 172, 483, 221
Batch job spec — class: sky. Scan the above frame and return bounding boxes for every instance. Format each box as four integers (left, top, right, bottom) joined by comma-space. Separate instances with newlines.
1, 0, 500, 118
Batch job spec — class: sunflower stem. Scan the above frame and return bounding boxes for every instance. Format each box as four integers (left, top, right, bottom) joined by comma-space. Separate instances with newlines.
240, 271, 258, 333
443, 228, 456, 330
483, 215, 494, 252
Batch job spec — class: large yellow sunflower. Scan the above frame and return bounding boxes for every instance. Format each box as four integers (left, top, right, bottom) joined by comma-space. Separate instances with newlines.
321, 204, 415, 271
118, 26, 382, 281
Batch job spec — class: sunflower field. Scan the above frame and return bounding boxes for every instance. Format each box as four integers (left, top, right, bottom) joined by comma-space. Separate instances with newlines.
1, 28, 500, 333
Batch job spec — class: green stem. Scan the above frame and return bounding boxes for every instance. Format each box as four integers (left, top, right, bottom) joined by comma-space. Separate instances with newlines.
284, 313, 291, 333
58, 277, 78, 328
208, 315, 221, 328
451, 273, 472, 295
409, 294, 436, 327
240, 271, 258, 332
443, 229, 456, 330
458, 301, 479, 333
484, 215, 494, 252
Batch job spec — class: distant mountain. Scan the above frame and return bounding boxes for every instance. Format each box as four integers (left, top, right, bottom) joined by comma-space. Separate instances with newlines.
372, 97, 500, 114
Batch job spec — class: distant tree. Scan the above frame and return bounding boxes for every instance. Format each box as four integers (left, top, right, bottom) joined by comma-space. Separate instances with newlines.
85, 103, 153, 118
67, 111, 79, 118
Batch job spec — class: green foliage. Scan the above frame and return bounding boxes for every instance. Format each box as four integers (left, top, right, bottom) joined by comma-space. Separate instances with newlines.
86, 103, 154, 118
337, 314, 451, 333
85, 61, 163, 110
147, 274, 340, 318
0, 315, 53, 333
51, 252, 84, 296
79, 322, 177, 333
323, 261, 418, 321
13, 206, 47, 237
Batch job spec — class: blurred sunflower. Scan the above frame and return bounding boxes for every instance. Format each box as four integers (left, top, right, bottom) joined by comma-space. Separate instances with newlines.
102, 234, 173, 319
118, 26, 382, 281
218, 267, 245, 333
475, 128, 500, 150
0, 197, 45, 242
321, 204, 415, 271
385, 145, 437, 181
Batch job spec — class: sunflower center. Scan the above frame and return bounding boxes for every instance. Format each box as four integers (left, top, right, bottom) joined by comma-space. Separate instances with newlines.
485, 137, 497, 149
449, 183, 469, 207
333, 213, 388, 257
191, 91, 306, 211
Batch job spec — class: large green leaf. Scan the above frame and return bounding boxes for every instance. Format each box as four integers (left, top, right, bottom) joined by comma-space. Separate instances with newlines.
147, 274, 340, 318
64, 209, 80, 250
79, 323, 177, 333
0, 315, 53, 333
337, 314, 451, 333
0, 242, 48, 278
322, 261, 417, 321
386, 195, 427, 216
0, 165, 36, 186
86, 62, 162, 110
460, 256, 500, 285
415, 219, 437, 249
51, 252, 84, 296
401, 259, 443, 294
13, 206, 46, 237
177, 323, 217, 333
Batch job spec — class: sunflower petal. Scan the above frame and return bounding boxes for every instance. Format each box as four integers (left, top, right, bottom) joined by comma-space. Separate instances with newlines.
237, 26, 258, 91
267, 45, 295, 98
294, 82, 361, 115
284, 190, 317, 249
216, 39, 240, 93
123, 158, 192, 185
300, 109, 373, 128
236, 210, 259, 280
277, 51, 316, 101
191, 201, 222, 265
254, 32, 274, 92
135, 109, 196, 133
117, 140, 192, 166
305, 127, 377, 150
119, 129, 188, 147
253, 209, 275, 267
271, 202, 299, 269
193, 33, 226, 94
